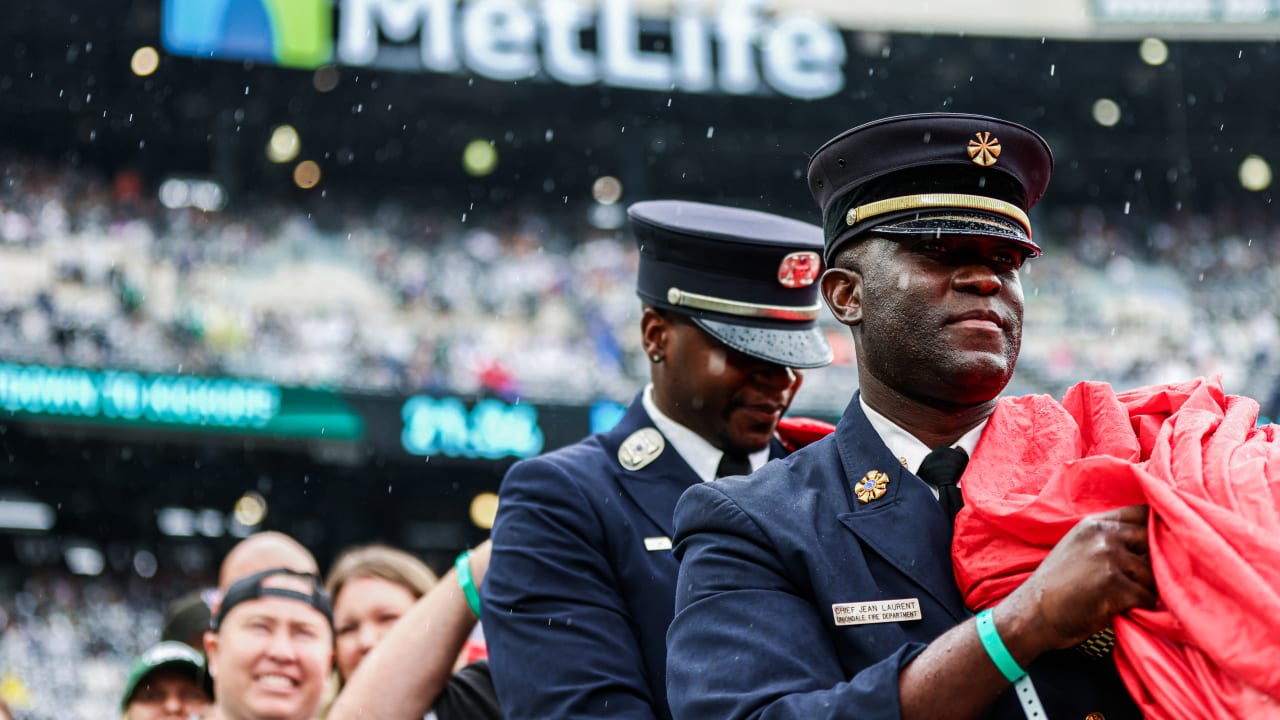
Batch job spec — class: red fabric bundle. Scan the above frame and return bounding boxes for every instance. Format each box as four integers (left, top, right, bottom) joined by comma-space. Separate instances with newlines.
953, 376, 1280, 719
776, 416, 838, 453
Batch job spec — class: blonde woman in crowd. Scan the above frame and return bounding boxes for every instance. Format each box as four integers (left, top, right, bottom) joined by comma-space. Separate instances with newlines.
324, 541, 500, 720
326, 544, 439, 687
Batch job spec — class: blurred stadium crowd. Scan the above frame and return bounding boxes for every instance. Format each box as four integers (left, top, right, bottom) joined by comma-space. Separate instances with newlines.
0, 153, 643, 405
0, 568, 173, 718
1019, 200, 1280, 408
1, 154, 1278, 414
2, 157, 1280, 717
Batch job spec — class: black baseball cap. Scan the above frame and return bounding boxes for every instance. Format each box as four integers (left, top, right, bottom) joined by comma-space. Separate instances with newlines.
628, 200, 833, 369
807, 113, 1054, 263
211, 567, 333, 632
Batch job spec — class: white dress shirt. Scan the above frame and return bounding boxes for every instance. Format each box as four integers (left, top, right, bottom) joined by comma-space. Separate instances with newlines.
859, 396, 986, 500
642, 385, 770, 483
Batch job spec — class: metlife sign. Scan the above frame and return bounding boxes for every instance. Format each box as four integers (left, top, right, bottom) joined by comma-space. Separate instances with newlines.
162, 0, 847, 99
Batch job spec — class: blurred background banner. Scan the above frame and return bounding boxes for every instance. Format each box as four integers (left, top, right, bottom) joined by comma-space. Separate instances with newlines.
4, 1, 1280, 716
785, 0, 1280, 37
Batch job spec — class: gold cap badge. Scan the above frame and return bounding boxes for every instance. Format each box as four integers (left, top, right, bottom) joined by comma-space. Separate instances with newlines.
967, 131, 1001, 167
618, 428, 665, 471
855, 470, 890, 503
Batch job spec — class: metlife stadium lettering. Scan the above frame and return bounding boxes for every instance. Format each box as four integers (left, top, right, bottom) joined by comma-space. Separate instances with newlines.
338, 0, 847, 99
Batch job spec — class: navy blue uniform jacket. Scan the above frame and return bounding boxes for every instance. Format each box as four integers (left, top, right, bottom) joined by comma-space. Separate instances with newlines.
666, 394, 1139, 720
483, 395, 786, 720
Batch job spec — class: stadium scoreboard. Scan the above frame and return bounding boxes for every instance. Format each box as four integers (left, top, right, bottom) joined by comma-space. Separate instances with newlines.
0, 361, 623, 462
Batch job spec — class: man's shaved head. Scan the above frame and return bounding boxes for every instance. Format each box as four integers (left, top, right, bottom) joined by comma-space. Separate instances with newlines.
218, 531, 318, 592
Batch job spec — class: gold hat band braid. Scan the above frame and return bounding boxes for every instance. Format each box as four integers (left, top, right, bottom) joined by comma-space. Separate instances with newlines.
666, 287, 821, 321
845, 193, 1032, 239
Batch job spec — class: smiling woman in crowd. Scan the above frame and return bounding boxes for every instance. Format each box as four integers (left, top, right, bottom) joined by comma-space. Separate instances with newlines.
322, 542, 501, 720
324, 544, 438, 688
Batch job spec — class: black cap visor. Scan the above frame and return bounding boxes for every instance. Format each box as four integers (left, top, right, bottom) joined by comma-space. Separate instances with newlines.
834, 208, 1039, 260
691, 316, 834, 369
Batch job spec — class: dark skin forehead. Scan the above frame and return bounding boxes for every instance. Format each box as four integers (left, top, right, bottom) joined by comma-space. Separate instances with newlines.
833, 233, 1032, 272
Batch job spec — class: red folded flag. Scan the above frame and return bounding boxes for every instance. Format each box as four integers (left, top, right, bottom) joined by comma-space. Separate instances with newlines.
953, 377, 1280, 719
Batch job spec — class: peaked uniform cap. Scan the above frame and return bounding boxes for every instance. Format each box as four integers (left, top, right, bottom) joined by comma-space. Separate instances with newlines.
807, 113, 1054, 263
628, 200, 833, 369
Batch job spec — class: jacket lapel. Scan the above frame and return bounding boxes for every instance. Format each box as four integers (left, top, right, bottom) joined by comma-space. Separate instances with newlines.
834, 396, 967, 622
607, 397, 793, 539
606, 398, 701, 539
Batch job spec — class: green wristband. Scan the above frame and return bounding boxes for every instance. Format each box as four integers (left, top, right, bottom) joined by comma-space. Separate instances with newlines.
455, 549, 482, 619
976, 609, 1026, 683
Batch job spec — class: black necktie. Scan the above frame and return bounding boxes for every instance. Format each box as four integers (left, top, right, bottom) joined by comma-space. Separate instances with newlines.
716, 452, 752, 478
917, 446, 968, 523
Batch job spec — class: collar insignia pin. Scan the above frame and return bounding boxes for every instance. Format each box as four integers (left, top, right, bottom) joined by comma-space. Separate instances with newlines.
619, 428, 665, 471
855, 470, 890, 503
